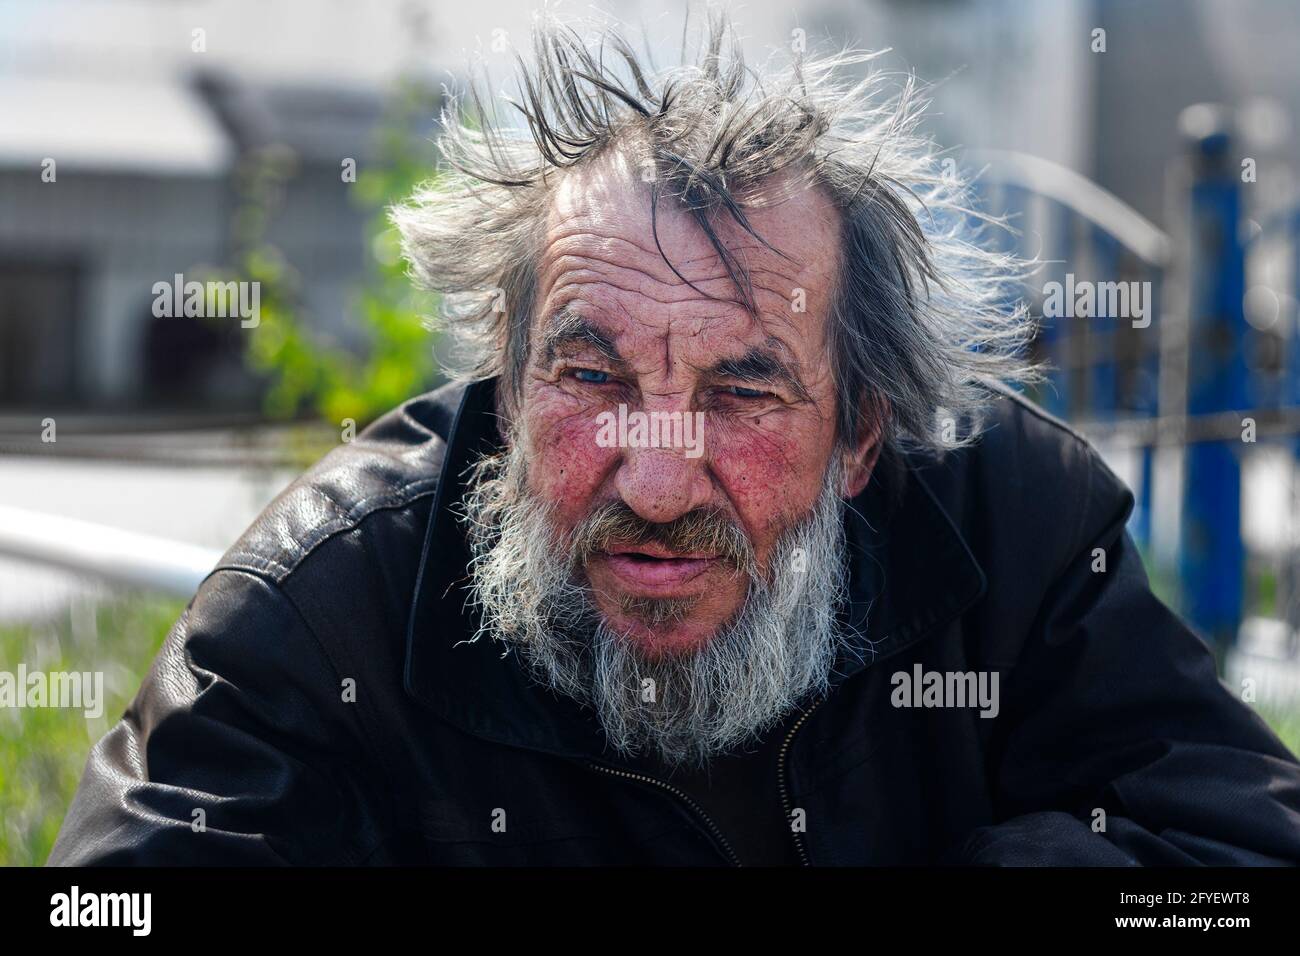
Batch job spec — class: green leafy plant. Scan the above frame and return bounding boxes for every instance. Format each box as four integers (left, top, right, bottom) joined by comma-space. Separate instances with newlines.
235, 79, 444, 428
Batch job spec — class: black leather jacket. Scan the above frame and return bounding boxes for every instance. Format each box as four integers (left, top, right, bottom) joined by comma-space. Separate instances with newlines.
47, 379, 1300, 865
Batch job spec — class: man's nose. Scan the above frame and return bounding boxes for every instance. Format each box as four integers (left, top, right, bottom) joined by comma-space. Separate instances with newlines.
614, 440, 713, 525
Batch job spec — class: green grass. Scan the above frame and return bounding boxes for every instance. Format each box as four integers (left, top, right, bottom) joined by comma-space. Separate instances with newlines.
2, 593, 1299, 866
0, 596, 184, 866
1257, 704, 1300, 758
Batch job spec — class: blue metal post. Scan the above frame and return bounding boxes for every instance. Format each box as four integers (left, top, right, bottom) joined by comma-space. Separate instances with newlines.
1090, 226, 1120, 419
1179, 112, 1247, 649
1132, 268, 1161, 549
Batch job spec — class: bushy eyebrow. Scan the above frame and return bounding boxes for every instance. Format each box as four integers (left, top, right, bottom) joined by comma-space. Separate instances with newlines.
538, 310, 624, 366
706, 347, 811, 401
538, 311, 810, 401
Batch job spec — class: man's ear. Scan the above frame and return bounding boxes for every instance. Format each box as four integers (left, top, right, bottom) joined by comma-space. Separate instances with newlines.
840, 399, 889, 499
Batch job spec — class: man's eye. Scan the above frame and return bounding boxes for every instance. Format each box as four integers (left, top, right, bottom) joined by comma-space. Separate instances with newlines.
572, 368, 610, 384
726, 385, 770, 399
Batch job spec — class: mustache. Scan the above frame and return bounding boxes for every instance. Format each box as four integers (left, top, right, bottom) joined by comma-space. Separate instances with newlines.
569, 501, 757, 576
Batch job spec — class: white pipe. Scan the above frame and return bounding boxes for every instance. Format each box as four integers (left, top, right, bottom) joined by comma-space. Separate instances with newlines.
0, 505, 221, 598
968, 149, 1173, 266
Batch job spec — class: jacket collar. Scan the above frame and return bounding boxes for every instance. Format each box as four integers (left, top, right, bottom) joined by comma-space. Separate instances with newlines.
404, 378, 986, 761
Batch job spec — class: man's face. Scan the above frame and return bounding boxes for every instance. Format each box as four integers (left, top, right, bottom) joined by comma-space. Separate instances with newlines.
518, 150, 846, 657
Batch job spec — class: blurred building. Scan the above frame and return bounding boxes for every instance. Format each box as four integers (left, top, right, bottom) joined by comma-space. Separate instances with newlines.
0, 72, 398, 415
0, 0, 429, 416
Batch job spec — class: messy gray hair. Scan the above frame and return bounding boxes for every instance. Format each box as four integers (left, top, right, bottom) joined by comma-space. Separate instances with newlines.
392, 10, 1036, 452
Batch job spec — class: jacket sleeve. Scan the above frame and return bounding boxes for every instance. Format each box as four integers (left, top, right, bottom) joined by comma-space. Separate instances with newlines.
47, 568, 392, 866
953, 452, 1300, 866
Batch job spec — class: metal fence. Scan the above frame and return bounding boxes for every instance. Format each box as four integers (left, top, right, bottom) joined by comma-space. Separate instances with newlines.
973, 107, 1300, 656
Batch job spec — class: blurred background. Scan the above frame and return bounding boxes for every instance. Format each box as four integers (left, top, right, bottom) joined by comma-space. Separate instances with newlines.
3, 0, 1300, 864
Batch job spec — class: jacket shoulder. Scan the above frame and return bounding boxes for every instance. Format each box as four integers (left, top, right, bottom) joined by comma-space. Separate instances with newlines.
916, 386, 1136, 577
213, 381, 468, 584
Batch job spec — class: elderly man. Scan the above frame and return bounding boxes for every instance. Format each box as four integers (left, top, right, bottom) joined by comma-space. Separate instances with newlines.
51, 18, 1300, 866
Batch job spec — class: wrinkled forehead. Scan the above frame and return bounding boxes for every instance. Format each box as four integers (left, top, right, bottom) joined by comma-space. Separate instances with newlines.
539, 147, 842, 351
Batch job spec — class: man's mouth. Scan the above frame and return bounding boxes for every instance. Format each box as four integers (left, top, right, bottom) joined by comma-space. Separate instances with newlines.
598, 544, 720, 592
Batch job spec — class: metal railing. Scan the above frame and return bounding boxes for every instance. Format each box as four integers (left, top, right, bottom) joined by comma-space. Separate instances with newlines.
972, 115, 1300, 648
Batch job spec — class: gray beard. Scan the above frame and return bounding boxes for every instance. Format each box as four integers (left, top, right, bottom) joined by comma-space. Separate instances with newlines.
459, 442, 850, 768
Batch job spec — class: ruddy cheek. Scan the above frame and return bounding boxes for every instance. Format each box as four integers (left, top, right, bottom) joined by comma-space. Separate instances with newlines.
526, 410, 618, 522
713, 428, 825, 535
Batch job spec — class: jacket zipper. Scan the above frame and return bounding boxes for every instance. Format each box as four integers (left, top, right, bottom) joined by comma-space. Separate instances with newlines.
588, 763, 743, 867
778, 698, 823, 867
